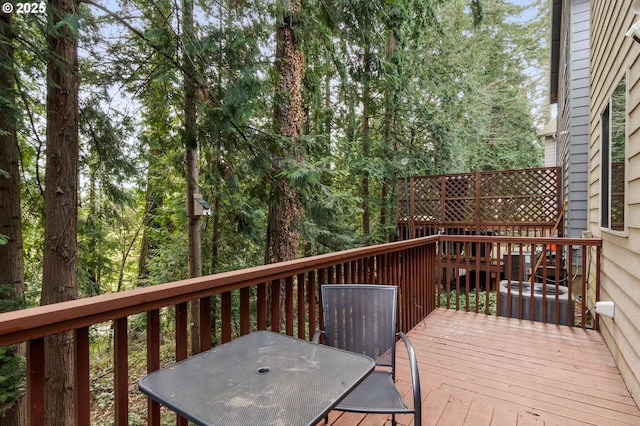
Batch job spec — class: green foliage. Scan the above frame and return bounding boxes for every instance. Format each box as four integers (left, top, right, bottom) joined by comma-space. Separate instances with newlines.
10, 0, 547, 294
440, 290, 497, 315
0, 285, 26, 313
470, 0, 484, 26
0, 284, 26, 417
0, 346, 25, 417
88, 317, 177, 425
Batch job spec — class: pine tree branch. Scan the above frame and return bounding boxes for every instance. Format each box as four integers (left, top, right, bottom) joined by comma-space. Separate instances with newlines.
81, 0, 248, 141
14, 74, 45, 197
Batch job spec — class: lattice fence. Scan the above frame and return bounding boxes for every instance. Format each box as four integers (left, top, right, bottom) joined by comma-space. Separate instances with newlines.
398, 167, 562, 239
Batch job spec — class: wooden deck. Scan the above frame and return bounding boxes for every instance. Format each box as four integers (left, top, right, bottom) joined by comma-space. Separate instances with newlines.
325, 309, 640, 426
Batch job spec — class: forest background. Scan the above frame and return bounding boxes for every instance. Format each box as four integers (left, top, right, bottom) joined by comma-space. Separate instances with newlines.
0, 0, 550, 423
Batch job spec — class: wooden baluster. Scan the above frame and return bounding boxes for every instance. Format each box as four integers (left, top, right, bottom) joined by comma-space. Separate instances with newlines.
270, 280, 280, 332
200, 296, 212, 349
221, 292, 232, 343
307, 271, 316, 339
285, 276, 293, 336
75, 327, 90, 426
297, 273, 306, 339
175, 303, 188, 426
114, 318, 128, 426
240, 288, 250, 336
27, 337, 45, 426
146, 310, 161, 426
257, 283, 267, 330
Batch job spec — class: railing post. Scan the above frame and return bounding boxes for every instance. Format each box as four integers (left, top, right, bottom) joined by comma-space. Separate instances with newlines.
567, 245, 574, 327
440, 176, 446, 224
555, 167, 563, 237
475, 172, 481, 234
409, 177, 415, 238
595, 245, 602, 331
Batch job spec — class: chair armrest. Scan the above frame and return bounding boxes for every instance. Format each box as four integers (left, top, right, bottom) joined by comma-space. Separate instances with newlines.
312, 330, 324, 343
397, 332, 421, 419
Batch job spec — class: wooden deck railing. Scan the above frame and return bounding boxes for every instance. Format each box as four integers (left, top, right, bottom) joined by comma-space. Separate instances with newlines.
1, 237, 437, 425
437, 235, 602, 329
0, 235, 600, 425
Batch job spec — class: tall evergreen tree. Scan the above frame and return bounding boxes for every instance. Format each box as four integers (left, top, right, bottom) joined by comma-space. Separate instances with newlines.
128, 0, 180, 285
182, 0, 203, 353
266, 0, 305, 265
41, 0, 80, 423
0, 8, 26, 425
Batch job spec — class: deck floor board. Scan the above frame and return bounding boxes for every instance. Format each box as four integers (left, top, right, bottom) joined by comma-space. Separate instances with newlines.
326, 309, 640, 426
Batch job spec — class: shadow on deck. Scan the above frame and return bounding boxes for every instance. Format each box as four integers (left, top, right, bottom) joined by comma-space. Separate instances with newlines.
325, 309, 640, 426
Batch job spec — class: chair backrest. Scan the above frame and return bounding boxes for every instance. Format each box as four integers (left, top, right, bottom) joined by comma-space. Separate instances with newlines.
320, 284, 398, 368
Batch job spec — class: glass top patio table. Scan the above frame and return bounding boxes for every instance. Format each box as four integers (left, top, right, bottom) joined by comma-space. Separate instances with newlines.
138, 330, 375, 426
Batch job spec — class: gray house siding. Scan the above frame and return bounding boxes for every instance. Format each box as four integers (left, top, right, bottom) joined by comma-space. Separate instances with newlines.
556, 0, 590, 239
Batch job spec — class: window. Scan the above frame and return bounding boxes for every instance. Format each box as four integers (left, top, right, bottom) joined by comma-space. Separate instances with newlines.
600, 77, 626, 232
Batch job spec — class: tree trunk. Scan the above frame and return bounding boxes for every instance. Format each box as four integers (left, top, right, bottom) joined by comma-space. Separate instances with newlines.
137, 188, 151, 281
267, 0, 304, 265
0, 10, 26, 426
361, 48, 371, 240
136, 1, 173, 286
41, 0, 80, 423
137, 150, 164, 284
183, 0, 202, 354
380, 26, 399, 243
85, 168, 99, 295
266, 0, 305, 325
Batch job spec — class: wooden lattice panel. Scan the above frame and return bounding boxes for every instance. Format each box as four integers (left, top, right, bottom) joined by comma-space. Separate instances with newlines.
397, 167, 561, 237
443, 174, 476, 222
397, 179, 410, 221
413, 176, 441, 199
479, 168, 559, 223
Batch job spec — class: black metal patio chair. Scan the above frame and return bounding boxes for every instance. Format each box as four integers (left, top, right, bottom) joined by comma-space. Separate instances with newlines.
313, 284, 422, 426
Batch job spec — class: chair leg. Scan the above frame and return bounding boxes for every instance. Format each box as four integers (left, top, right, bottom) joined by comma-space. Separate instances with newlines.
324, 415, 328, 424
391, 413, 396, 426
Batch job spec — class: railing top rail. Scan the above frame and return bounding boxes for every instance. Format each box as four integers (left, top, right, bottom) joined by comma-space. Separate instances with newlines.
438, 235, 602, 246
0, 235, 439, 346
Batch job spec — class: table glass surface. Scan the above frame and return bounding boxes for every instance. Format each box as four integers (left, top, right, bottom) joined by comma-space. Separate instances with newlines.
138, 330, 374, 426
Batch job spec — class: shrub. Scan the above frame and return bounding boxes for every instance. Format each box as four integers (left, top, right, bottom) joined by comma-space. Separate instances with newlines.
439, 290, 497, 315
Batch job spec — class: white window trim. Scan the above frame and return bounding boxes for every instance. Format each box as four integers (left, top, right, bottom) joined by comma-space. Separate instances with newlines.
599, 72, 629, 237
